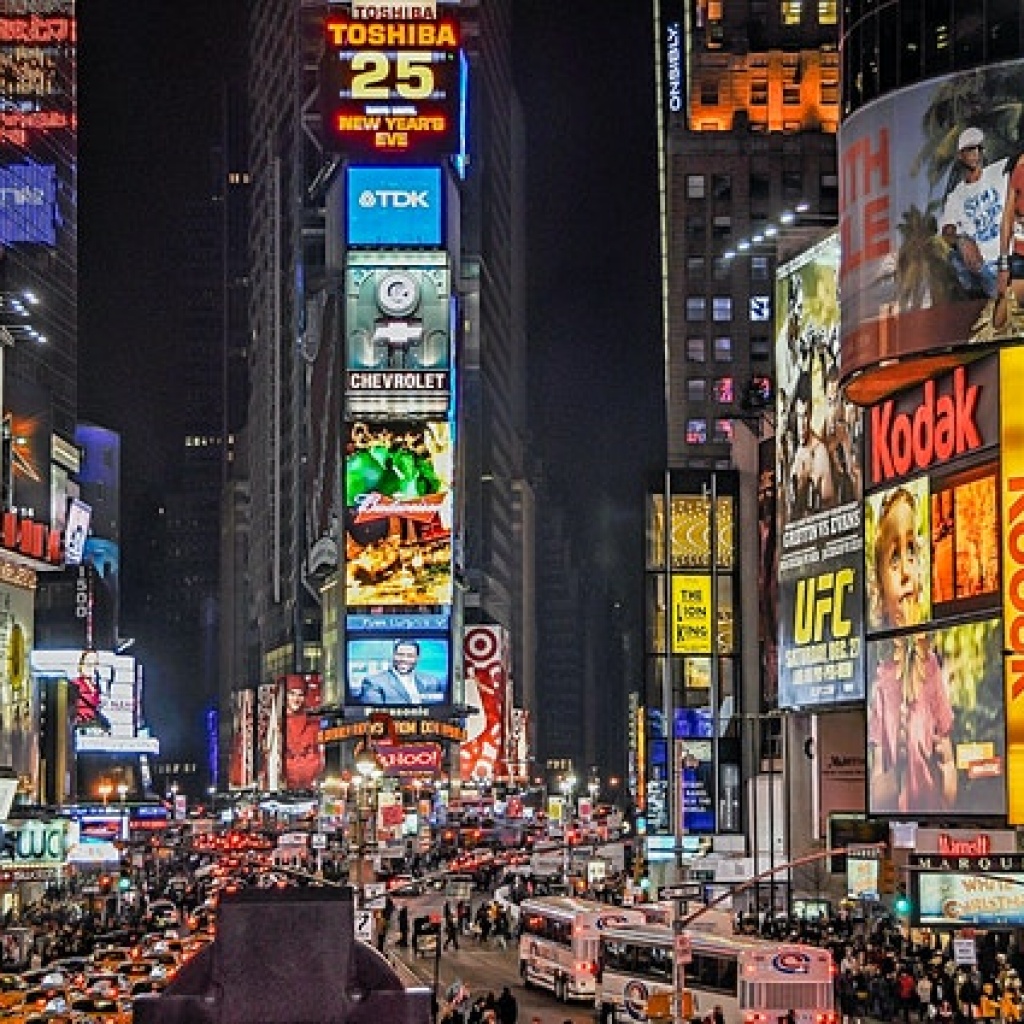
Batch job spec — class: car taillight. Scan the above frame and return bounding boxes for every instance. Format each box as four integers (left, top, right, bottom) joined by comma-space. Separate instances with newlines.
744, 1014, 767, 1023
576, 960, 595, 975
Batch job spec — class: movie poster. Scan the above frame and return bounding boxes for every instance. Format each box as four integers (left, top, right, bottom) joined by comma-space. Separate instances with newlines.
776, 234, 865, 708
283, 674, 324, 791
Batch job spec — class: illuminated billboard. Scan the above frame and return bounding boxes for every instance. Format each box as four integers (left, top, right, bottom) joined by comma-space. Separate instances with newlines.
0, 582, 35, 793
0, 10, 75, 153
866, 617, 1004, 817
319, 15, 462, 161
344, 252, 451, 417
344, 419, 453, 607
0, 162, 56, 244
31, 648, 157, 755
775, 233, 864, 709
346, 165, 444, 247
1001, 346, 1024, 823
257, 679, 284, 793
283, 673, 324, 791
839, 59, 1024, 404
914, 856, 1024, 927
228, 689, 254, 790
346, 634, 451, 708
460, 625, 510, 784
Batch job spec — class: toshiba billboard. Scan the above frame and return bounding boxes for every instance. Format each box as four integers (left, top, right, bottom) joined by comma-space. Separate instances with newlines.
839, 60, 1024, 404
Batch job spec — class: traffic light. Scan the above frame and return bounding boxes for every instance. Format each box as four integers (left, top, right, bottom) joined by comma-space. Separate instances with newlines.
894, 886, 911, 916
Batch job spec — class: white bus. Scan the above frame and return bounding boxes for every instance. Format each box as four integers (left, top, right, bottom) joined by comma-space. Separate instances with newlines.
518, 897, 647, 1002
595, 922, 837, 1024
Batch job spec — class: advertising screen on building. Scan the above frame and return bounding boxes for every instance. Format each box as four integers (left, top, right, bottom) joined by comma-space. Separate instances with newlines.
257, 680, 284, 793
344, 419, 453, 607
345, 634, 451, 708
228, 689, 254, 790
1001, 346, 1024, 823
344, 252, 451, 417
0, 9, 75, 153
839, 59, 1024, 404
31, 648, 154, 754
283, 674, 323, 791
460, 625, 510, 784
346, 165, 443, 247
319, 15, 461, 161
0, 162, 56, 244
0, 582, 35, 792
866, 617, 1005, 817
917, 868, 1024, 927
775, 233, 865, 709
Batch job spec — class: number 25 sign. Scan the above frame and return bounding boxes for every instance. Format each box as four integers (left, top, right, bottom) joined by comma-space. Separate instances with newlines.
319, 16, 462, 160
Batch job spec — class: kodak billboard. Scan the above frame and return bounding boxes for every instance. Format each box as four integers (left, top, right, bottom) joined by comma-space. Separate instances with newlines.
1003, 346, 1024, 824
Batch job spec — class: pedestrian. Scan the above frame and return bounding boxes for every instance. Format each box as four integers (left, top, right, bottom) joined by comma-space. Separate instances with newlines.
496, 985, 517, 1024
444, 913, 460, 951
397, 904, 409, 948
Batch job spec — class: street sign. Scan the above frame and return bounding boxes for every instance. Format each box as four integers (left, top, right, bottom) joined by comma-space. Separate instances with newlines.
364, 881, 387, 910
355, 909, 374, 942
311, 833, 327, 850
658, 883, 702, 901
674, 931, 692, 964
953, 938, 977, 966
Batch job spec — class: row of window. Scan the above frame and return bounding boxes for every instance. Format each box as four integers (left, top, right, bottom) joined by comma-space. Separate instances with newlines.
684, 171, 838, 202
699, 80, 838, 107
683, 336, 770, 362
686, 378, 736, 404
686, 419, 735, 445
684, 296, 773, 324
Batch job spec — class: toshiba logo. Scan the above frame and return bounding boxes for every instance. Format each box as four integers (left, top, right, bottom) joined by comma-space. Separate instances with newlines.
358, 188, 430, 210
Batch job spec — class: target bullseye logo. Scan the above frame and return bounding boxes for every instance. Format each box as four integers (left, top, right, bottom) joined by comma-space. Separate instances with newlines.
623, 980, 649, 1021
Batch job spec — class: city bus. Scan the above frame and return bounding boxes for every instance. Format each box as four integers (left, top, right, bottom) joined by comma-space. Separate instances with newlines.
595, 922, 837, 1024
517, 897, 647, 1002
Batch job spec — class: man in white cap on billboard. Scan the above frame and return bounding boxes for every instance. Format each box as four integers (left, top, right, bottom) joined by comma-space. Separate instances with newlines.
941, 126, 1009, 300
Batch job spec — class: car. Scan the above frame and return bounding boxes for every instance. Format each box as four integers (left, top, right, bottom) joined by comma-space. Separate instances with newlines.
68, 995, 131, 1023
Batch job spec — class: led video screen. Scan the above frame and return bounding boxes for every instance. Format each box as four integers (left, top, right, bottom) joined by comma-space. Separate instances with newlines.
346, 634, 451, 708
866, 617, 1004, 817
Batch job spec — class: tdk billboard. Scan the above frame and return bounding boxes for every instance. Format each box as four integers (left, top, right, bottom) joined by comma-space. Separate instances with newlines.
346, 166, 443, 247
0, 163, 57, 246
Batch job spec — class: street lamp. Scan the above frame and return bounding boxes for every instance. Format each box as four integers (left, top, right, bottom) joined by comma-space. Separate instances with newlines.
98, 781, 112, 807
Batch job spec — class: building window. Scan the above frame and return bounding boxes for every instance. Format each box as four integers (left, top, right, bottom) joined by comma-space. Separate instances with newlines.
712, 215, 732, 239
751, 255, 770, 282
783, 85, 801, 106
750, 173, 770, 201
687, 419, 708, 445
714, 419, 734, 443
750, 80, 768, 106
712, 175, 732, 201
714, 336, 733, 361
687, 175, 706, 199
782, 170, 803, 198
712, 296, 732, 322
821, 82, 839, 105
686, 214, 706, 241
713, 257, 731, 281
751, 335, 770, 360
686, 337, 707, 362
687, 378, 707, 403
686, 297, 707, 322
714, 378, 734, 403
701, 80, 719, 105
818, 0, 837, 23
687, 256, 706, 280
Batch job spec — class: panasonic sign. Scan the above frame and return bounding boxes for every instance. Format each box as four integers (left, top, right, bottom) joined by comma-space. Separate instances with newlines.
346, 165, 444, 247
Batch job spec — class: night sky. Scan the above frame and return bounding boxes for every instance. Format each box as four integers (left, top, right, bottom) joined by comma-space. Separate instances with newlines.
75, 1, 664, 741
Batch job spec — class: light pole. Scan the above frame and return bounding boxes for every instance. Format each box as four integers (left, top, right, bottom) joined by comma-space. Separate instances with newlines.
354, 745, 383, 898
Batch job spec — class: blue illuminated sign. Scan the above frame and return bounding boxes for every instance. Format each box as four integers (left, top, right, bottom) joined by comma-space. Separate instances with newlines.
346, 166, 443, 247
0, 162, 57, 245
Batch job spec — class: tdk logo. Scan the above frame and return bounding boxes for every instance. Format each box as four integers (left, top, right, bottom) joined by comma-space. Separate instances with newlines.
358, 188, 431, 210
347, 165, 443, 246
